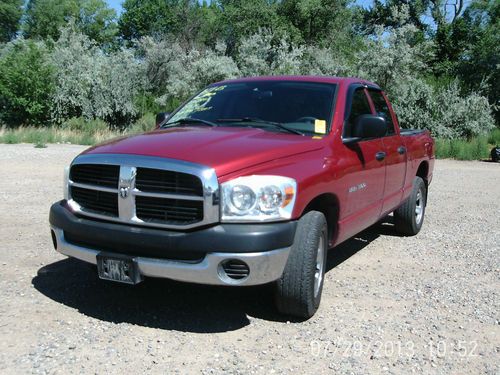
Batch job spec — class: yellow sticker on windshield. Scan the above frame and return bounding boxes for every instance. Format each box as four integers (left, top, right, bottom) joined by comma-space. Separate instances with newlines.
314, 119, 326, 134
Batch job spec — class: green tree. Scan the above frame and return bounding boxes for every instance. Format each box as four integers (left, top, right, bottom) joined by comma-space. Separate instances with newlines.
24, 0, 79, 40
361, 0, 431, 34
278, 0, 360, 46
0, 0, 23, 42
218, 0, 289, 48
119, 0, 223, 46
459, 0, 499, 123
77, 0, 118, 45
0, 39, 55, 126
24, 0, 117, 44
119, 0, 181, 40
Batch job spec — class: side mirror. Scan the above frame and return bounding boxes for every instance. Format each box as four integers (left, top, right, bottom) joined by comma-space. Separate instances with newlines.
155, 112, 170, 128
352, 114, 387, 139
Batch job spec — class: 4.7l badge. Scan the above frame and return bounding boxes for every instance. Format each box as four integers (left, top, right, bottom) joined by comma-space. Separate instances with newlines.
349, 182, 367, 193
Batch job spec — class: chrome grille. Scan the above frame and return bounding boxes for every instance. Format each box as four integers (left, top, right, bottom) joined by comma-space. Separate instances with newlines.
136, 196, 203, 224
70, 164, 119, 188
67, 154, 219, 229
70, 186, 118, 216
136, 167, 203, 195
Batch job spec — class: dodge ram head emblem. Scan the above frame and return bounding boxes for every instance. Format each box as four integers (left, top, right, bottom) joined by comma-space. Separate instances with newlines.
119, 186, 129, 199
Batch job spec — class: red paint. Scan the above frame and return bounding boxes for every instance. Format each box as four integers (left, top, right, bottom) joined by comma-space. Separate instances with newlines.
83, 76, 435, 246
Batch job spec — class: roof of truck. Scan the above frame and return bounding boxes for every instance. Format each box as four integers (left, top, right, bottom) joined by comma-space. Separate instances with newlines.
216, 75, 379, 88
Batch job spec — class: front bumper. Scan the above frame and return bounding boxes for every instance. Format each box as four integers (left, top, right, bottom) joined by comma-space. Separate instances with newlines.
49, 202, 295, 286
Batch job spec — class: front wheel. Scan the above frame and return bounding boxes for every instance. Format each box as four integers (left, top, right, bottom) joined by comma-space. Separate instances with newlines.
394, 176, 427, 236
275, 211, 328, 319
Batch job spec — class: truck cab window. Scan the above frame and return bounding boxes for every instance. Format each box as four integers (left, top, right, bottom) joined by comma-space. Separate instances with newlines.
344, 87, 372, 137
368, 90, 395, 135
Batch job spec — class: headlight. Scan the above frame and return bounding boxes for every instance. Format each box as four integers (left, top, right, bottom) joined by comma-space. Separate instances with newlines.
221, 175, 297, 222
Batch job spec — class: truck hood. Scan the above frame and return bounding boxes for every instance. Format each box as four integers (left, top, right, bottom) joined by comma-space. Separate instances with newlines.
83, 126, 325, 176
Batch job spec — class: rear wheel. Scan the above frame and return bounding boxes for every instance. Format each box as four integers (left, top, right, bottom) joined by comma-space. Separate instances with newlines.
394, 176, 427, 236
275, 211, 328, 319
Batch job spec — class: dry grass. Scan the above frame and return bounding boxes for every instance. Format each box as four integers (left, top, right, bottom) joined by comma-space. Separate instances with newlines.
2, 125, 499, 161
0, 126, 122, 147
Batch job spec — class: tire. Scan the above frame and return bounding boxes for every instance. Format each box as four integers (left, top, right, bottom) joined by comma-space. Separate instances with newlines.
275, 211, 328, 319
394, 176, 427, 236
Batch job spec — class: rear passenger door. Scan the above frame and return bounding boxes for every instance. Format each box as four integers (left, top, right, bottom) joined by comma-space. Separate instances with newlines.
340, 85, 386, 237
368, 89, 407, 214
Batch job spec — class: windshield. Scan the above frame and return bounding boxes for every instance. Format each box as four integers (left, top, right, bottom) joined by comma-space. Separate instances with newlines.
166, 81, 337, 136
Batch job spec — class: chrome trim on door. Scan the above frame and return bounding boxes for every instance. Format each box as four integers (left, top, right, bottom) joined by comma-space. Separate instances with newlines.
67, 154, 220, 230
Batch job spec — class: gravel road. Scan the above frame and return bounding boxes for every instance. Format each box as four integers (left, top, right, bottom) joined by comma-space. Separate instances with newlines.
0, 144, 498, 374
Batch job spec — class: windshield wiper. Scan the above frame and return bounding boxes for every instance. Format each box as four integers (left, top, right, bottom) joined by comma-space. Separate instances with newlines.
217, 117, 304, 136
162, 117, 218, 128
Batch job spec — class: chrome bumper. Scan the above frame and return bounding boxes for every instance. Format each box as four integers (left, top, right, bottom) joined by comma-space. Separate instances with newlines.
51, 227, 290, 286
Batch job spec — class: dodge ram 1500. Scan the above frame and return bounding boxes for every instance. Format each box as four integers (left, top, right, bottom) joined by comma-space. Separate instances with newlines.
49, 76, 435, 318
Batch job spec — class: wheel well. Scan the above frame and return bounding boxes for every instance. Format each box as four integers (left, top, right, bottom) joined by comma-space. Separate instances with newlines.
416, 161, 429, 187
302, 193, 339, 245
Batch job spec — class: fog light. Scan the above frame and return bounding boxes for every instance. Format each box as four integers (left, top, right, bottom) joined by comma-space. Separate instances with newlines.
218, 259, 250, 281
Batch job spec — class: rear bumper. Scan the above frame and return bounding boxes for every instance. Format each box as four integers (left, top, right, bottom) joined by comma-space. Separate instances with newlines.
49, 202, 295, 286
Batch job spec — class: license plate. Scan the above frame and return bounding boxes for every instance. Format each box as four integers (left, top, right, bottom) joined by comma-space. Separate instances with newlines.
96, 254, 142, 284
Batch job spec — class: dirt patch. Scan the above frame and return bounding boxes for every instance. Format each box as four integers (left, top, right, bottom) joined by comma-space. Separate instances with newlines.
0, 144, 498, 374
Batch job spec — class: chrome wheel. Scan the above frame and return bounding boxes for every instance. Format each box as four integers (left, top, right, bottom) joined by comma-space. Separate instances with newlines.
415, 189, 424, 225
314, 236, 325, 298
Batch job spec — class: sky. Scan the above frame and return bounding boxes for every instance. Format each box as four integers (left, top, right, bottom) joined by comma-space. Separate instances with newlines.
107, 0, 123, 15
106, 0, 375, 15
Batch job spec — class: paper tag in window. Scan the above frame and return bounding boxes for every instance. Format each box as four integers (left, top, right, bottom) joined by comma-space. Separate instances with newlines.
314, 119, 326, 134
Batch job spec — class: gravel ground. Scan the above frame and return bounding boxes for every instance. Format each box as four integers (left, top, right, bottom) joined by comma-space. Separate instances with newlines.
0, 144, 498, 375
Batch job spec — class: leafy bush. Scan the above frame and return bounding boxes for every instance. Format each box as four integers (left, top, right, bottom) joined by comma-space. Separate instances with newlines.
432, 82, 495, 138
139, 37, 239, 108
237, 31, 273, 76
391, 78, 495, 138
0, 38, 54, 126
300, 45, 353, 76
354, 6, 495, 139
50, 25, 142, 127
237, 29, 305, 76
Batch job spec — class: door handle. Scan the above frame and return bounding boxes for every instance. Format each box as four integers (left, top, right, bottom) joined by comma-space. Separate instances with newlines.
398, 146, 406, 154
375, 151, 386, 161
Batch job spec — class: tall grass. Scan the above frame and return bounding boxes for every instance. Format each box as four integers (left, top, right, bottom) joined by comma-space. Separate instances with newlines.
435, 136, 491, 160
1, 122, 498, 161
488, 128, 500, 146
0, 126, 121, 146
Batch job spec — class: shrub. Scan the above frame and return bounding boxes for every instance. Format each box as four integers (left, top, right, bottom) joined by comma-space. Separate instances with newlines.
300, 46, 353, 76
237, 29, 305, 76
0, 38, 54, 126
432, 82, 495, 139
355, 5, 495, 139
50, 25, 142, 127
237, 31, 273, 76
139, 37, 239, 108
392, 78, 495, 139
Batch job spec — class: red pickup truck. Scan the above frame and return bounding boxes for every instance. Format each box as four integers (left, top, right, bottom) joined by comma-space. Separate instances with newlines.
49, 76, 434, 318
